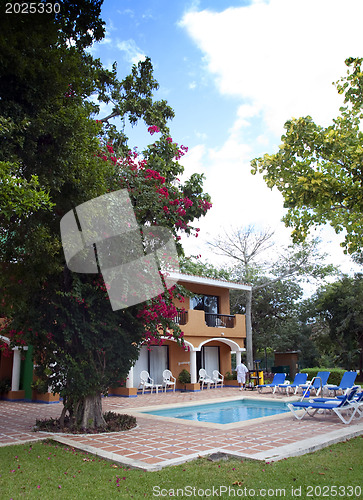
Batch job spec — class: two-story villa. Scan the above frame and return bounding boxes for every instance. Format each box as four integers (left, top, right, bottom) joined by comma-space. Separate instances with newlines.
0, 273, 251, 401
120, 272, 251, 394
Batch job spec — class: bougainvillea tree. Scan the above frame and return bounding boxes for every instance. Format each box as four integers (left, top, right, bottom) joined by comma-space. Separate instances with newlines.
0, 2, 211, 428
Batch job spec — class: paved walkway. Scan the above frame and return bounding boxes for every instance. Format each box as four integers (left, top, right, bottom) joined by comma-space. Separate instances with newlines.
1, 388, 362, 470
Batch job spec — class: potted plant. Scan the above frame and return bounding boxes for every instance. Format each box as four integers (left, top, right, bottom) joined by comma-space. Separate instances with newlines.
178, 369, 191, 391
0, 378, 11, 398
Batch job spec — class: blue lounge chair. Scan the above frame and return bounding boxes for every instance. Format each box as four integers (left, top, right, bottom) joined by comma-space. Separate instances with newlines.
278, 373, 308, 395
318, 390, 363, 421
324, 371, 358, 396
298, 371, 330, 397
353, 391, 363, 420
287, 386, 360, 425
257, 373, 286, 394
311, 388, 363, 405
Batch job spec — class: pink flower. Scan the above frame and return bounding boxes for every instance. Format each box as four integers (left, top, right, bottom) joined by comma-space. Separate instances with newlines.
148, 125, 160, 135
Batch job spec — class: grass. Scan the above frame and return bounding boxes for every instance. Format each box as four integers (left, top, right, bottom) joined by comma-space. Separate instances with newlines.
0, 437, 362, 499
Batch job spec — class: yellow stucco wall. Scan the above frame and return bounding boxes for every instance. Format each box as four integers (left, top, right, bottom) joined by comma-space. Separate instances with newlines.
161, 279, 247, 382
177, 309, 245, 351
173, 281, 231, 315
161, 338, 233, 381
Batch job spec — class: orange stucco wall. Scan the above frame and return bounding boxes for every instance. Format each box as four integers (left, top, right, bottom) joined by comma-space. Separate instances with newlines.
179, 309, 246, 349
173, 281, 231, 315
160, 339, 233, 381
172, 280, 246, 351
166, 278, 247, 382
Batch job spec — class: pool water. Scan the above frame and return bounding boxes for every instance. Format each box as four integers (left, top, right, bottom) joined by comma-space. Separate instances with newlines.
144, 399, 289, 424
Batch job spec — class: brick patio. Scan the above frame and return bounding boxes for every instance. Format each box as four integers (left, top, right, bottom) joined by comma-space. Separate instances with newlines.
1, 388, 362, 470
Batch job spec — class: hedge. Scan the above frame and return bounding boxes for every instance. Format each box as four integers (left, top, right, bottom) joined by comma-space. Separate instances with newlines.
300, 367, 348, 386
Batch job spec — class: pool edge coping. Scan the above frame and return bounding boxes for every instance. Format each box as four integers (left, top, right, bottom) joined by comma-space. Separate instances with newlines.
50, 422, 363, 471
120, 395, 297, 430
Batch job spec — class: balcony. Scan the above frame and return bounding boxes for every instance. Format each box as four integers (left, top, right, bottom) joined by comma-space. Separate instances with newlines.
205, 313, 235, 328
174, 311, 236, 328
174, 310, 188, 325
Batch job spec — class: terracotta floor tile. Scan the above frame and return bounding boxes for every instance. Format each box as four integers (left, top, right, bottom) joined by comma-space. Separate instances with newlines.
118, 452, 152, 460
157, 452, 184, 459
102, 445, 125, 452
1, 388, 361, 470
142, 456, 167, 464
250, 444, 275, 451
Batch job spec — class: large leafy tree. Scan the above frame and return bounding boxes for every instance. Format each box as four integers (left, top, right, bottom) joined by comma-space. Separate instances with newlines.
209, 227, 335, 368
251, 57, 363, 256
313, 274, 363, 372
241, 280, 320, 369
0, 1, 211, 428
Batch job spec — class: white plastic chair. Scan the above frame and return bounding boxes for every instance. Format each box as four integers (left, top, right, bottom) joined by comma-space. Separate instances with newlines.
198, 368, 213, 390
212, 370, 224, 388
162, 369, 176, 392
138, 370, 156, 394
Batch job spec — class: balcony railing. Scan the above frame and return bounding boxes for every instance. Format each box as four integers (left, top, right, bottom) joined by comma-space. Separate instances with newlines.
205, 313, 235, 328
173, 310, 188, 325
173, 311, 236, 328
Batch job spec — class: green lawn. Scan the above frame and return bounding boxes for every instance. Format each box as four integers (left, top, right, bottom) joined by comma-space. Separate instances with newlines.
0, 437, 362, 499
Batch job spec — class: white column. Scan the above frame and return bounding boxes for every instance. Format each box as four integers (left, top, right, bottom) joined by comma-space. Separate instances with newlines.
11, 349, 21, 391
236, 350, 242, 367
126, 366, 134, 388
190, 350, 197, 383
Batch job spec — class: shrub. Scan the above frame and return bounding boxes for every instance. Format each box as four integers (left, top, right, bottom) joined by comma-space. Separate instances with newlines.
225, 371, 237, 380
178, 369, 191, 384
0, 378, 11, 394
31, 378, 49, 394
300, 367, 347, 385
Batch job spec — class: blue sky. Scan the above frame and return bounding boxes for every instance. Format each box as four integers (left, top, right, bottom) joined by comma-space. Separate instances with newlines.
90, 0, 363, 274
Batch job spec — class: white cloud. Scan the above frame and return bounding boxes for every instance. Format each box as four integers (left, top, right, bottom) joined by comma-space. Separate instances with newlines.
181, 0, 363, 137
177, 0, 363, 274
181, 138, 358, 273
116, 39, 146, 64
180, 138, 289, 260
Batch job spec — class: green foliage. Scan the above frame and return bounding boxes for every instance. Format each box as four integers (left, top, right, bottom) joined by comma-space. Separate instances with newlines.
0, 2, 210, 427
251, 57, 363, 256
300, 368, 346, 386
31, 379, 50, 395
178, 369, 191, 385
179, 255, 232, 281
313, 274, 363, 371
0, 160, 53, 223
0, 378, 11, 394
239, 279, 320, 368
0, 438, 362, 498
100, 57, 175, 152
224, 371, 237, 381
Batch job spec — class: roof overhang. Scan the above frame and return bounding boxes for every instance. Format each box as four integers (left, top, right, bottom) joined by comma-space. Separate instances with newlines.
164, 271, 252, 292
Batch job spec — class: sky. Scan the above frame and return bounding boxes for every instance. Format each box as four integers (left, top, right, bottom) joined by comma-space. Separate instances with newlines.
90, 0, 363, 277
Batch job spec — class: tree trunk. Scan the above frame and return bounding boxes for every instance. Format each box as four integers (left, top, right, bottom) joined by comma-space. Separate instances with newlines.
75, 393, 106, 430
245, 289, 253, 370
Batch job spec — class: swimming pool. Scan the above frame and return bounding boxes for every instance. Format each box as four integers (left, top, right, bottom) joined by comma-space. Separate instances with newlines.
143, 399, 289, 425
